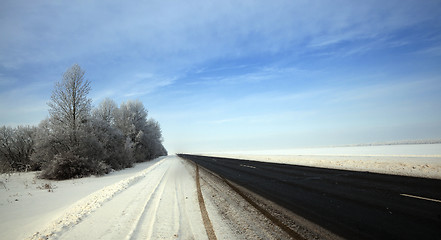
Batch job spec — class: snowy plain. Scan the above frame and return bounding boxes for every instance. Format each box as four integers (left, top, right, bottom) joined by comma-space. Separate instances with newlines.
202, 143, 441, 179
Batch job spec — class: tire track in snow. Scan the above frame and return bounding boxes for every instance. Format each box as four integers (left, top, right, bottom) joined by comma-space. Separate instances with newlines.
29, 157, 210, 240
27, 158, 166, 240
126, 165, 171, 240
147, 158, 202, 239
150, 161, 182, 239
174, 172, 183, 238
173, 158, 205, 239
127, 157, 206, 240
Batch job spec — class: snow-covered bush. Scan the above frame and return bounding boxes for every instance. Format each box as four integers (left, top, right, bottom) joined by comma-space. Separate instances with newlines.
85, 117, 133, 170
31, 119, 63, 171
33, 117, 112, 179
40, 151, 110, 180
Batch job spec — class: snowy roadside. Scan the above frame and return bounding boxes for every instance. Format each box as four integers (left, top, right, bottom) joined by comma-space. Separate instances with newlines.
0, 157, 165, 240
199, 144, 441, 179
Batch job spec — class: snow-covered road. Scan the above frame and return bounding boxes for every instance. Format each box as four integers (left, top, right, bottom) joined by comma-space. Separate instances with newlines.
26, 156, 208, 240
54, 157, 207, 239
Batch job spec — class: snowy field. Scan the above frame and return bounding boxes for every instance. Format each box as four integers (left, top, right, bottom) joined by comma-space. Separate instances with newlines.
202, 143, 441, 179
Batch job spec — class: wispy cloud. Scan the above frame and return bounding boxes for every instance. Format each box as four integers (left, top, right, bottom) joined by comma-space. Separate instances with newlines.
122, 73, 176, 98
186, 66, 318, 87
90, 72, 177, 102
2, 0, 439, 70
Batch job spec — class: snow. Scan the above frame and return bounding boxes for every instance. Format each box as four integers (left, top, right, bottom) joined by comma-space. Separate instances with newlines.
1, 156, 204, 240
201, 144, 441, 179
5, 156, 284, 240
1, 155, 303, 240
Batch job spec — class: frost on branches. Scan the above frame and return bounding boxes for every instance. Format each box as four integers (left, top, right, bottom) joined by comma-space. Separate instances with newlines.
1, 64, 167, 179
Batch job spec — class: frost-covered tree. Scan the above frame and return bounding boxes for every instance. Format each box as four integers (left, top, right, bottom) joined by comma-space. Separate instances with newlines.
86, 117, 133, 170
34, 64, 108, 179
113, 100, 166, 162
11, 64, 166, 177
0, 126, 36, 172
92, 99, 134, 169
114, 100, 147, 139
48, 64, 91, 146
143, 119, 167, 158
92, 98, 117, 124
30, 119, 58, 170
114, 100, 148, 162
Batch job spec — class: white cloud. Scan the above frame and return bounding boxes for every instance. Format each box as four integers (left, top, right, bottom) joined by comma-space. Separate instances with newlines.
122, 74, 176, 97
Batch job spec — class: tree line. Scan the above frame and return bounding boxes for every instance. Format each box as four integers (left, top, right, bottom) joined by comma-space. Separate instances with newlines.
0, 64, 167, 179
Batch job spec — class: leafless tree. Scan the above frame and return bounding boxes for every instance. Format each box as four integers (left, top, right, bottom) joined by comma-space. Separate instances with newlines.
0, 126, 35, 172
8, 64, 166, 178
34, 64, 111, 179
48, 64, 91, 145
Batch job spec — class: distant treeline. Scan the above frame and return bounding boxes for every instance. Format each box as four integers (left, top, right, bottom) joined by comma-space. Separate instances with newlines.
338, 139, 441, 147
0, 64, 167, 179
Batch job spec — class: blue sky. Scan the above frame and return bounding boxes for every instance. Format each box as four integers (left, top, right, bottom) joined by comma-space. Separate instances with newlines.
1, 0, 441, 153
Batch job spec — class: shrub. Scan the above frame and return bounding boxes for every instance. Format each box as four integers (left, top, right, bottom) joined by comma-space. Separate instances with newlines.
40, 152, 110, 180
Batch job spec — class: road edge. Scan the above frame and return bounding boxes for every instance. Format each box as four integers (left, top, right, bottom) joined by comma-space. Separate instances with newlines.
196, 164, 218, 240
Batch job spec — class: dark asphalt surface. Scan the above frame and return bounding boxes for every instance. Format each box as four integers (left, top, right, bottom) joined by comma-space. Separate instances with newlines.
178, 154, 441, 240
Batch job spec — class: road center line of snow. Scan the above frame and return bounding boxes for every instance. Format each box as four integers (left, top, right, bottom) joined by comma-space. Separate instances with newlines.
400, 193, 441, 203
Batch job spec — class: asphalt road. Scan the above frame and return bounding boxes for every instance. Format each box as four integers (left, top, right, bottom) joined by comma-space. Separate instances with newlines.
178, 154, 441, 240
